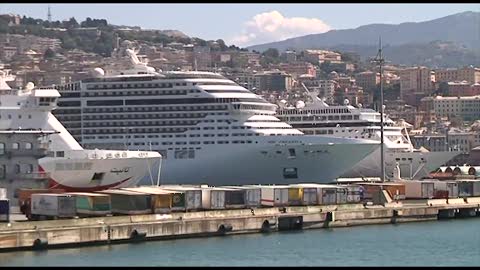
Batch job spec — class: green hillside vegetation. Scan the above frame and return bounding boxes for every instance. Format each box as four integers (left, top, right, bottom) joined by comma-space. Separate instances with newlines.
0, 15, 223, 57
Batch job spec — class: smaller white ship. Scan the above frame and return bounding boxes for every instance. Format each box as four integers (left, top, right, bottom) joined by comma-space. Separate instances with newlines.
0, 67, 162, 191
276, 84, 460, 179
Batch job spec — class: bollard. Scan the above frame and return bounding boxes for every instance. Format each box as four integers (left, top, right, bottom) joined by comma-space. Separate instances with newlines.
32, 238, 48, 250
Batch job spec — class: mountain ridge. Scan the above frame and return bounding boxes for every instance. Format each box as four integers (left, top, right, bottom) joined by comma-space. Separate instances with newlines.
247, 11, 480, 52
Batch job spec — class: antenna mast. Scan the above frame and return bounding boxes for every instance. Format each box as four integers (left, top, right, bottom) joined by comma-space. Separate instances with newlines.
47, 5, 52, 22
373, 37, 386, 182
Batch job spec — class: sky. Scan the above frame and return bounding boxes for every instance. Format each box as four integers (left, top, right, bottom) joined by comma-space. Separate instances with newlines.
1, 3, 479, 47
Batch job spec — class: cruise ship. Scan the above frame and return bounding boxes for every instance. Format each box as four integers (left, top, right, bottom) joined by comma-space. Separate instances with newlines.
50, 49, 380, 185
0, 67, 162, 191
276, 86, 459, 179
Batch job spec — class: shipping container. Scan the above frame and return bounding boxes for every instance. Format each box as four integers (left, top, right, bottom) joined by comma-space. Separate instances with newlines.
31, 194, 76, 218
224, 189, 246, 209
457, 180, 480, 197
403, 181, 435, 199
0, 188, 6, 200
0, 199, 9, 222
200, 187, 245, 210
289, 183, 339, 205
254, 185, 289, 207
432, 181, 459, 198
338, 185, 363, 203
335, 186, 348, 204
67, 192, 112, 216
161, 186, 202, 211
287, 187, 304, 206
96, 189, 151, 215
219, 186, 261, 208
357, 183, 406, 200
122, 187, 176, 214
288, 184, 318, 205
17, 188, 65, 216
350, 185, 365, 203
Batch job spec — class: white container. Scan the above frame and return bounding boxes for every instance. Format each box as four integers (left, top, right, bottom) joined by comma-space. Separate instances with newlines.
201, 187, 226, 210
0, 188, 6, 200
31, 193, 76, 218
163, 187, 202, 211
220, 186, 261, 208
256, 185, 289, 207
301, 187, 318, 205
404, 181, 435, 199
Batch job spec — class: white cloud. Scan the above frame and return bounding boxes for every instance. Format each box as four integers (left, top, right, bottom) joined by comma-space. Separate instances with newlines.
228, 10, 331, 47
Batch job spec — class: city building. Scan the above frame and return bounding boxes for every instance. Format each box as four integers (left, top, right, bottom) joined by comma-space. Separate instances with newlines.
256, 70, 293, 92
0, 130, 55, 204
411, 133, 448, 152
448, 128, 476, 153
273, 62, 316, 78
448, 81, 480, 96
435, 66, 480, 84
399, 67, 434, 106
355, 71, 379, 91
304, 49, 342, 64
431, 95, 480, 122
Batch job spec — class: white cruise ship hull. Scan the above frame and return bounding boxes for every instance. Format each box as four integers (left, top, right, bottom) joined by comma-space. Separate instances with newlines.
138, 136, 380, 186
38, 153, 160, 192
341, 147, 460, 179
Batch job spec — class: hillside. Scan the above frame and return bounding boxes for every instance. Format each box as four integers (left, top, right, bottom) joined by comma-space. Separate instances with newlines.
247, 11, 480, 67
0, 15, 230, 57
248, 11, 479, 52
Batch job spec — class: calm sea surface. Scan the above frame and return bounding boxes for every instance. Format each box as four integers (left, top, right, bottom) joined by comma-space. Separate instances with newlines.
1, 218, 479, 266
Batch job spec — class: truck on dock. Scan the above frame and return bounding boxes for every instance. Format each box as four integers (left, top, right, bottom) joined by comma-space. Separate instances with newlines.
30, 193, 76, 220
17, 188, 65, 219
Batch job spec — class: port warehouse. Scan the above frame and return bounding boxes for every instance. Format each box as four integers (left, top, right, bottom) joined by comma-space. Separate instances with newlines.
1, 179, 480, 221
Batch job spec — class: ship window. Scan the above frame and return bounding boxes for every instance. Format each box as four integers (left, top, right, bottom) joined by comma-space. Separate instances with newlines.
283, 168, 298, 179
12, 142, 19, 150
15, 164, 21, 174
288, 148, 296, 158
26, 164, 33, 174
25, 142, 32, 150
0, 143, 4, 155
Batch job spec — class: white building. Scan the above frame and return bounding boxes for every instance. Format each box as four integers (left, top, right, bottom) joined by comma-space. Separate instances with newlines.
432, 95, 480, 121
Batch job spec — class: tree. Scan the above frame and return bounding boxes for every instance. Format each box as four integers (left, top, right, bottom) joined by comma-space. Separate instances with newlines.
216, 39, 227, 51
62, 36, 76, 50
44, 48, 55, 59
262, 48, 279, 58
437, 82, 449, 96
64, 17, 79, 29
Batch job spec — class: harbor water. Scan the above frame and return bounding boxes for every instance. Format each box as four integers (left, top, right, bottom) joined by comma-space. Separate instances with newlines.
1, 218, 479, 266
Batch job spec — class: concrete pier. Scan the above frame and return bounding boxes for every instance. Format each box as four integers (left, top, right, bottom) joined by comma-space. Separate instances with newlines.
1, 198, 479, 252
